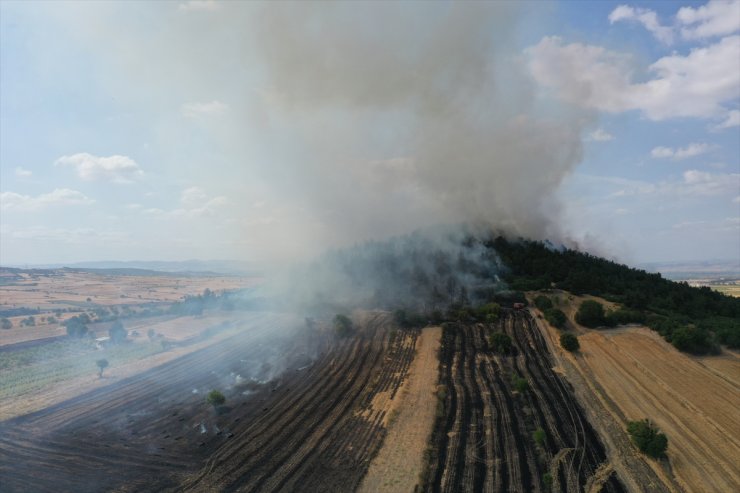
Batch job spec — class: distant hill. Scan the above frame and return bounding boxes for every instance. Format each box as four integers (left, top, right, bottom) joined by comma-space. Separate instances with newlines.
1, 260, 261, 276
639, 260, 740, 281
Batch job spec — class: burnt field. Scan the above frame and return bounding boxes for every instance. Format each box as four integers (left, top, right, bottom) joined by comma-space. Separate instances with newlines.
423, 311, 625, 493
0, 312, 418, 492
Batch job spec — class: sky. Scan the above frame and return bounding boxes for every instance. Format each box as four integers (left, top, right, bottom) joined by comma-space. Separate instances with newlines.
0, 0, 738, 267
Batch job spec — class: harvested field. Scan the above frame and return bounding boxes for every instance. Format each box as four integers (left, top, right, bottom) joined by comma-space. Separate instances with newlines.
423, 311, 624, 493
0, 269, 251, 309
571, 327, 740, 493
0, 312, 420, 492
0, 268, 256, 348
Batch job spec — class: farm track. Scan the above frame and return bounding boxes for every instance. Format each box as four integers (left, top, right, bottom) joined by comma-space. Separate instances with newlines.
0, 312, 418, 493
425, 311, 626, 493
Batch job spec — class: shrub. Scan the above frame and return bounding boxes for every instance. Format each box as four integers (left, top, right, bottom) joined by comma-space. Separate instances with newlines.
489, 331, 512, 354
475, 302, 501, 322
206, 389, 226, 409
543, 472, 553, 488
534, 295, 553, 311
544, 308, 566, 328
575, 300, 605, 328
533, 427, 546, 447
560, 333, 580, 352
605, 309, 646, 326
627, 419, 668, 458
512, 376, 529, 392
670, 325, 718, 355
1, 318, 11, 330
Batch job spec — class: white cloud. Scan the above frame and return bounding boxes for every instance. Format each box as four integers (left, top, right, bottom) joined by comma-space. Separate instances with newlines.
677, 0, 740, 40
586, 128, 614, 142
714, 109, 740, 129
178, 0, 220, 12
609, 1, 739, 43
181, 186, 208, 205
139, 188, 228, 219
597, 169, 739, 198
14, 167, 32, 178
608, 5, 674, 44
528, 35, 740, 120
0, 188, 94, 211
650, 142, 710, 160
732, 195, 740, 203
55, 153, 144, 183
678, 169, 739, 195
181, 100, 228, 118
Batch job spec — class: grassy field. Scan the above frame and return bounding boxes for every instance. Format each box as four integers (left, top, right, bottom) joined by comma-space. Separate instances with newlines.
706, 284, 740, 297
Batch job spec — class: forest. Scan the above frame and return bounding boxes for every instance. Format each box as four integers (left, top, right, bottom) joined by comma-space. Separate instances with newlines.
491, 236, 740, 353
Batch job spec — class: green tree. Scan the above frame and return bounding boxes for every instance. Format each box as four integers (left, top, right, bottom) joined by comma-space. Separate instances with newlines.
475, 302, 501, 322
489, 331, 512, 354
96, 358, 109, 378
333, 314, 353, 337
63, 316, 88, 338
575, 300, 606, 328
560, 333, 580, 352
206, 389, 226, 409
534, 295, 553, 311
544, 308, 567, 328
109, 320, 128, 344
627, 419, 668, 458
0, 318, 11, 330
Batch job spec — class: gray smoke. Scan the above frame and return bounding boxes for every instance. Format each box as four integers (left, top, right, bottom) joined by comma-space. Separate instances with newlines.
38, 2, 591, 262
244, 2, 589, 260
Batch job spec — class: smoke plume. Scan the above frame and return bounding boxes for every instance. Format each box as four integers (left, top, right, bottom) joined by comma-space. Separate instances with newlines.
37, 2, 591, 262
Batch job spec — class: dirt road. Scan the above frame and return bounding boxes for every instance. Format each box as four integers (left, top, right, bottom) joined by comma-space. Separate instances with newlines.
359, 326, 442, 493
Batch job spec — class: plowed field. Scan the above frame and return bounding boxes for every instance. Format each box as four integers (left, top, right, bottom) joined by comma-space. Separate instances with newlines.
0, 312, 419, 492
423, 310, 625, 493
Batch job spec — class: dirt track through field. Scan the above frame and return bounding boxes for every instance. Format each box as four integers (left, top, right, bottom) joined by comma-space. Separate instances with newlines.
358, 326, 442, 493
576, 327, 740, 493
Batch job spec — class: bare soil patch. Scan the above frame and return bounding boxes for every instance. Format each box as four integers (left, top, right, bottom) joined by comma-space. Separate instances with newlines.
359, 325, 442, 493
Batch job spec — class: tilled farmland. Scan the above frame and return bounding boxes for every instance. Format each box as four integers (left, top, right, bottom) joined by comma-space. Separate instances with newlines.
423, 310, 625, 493
0, 312, 419, 493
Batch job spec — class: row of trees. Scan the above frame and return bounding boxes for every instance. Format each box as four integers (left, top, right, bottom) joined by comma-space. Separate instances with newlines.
534, 295, 580, 353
